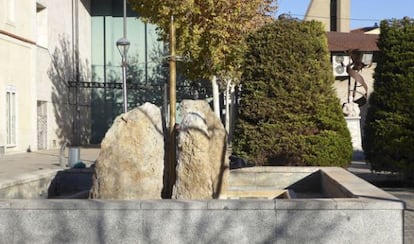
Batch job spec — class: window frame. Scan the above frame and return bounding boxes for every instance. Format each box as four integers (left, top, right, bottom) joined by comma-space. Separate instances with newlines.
5, 86, 17, 147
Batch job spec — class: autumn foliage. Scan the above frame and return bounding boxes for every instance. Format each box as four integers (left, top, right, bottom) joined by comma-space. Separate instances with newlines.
129, 0, 276, 81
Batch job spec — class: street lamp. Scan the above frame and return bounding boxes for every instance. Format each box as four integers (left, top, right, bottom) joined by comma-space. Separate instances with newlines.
116, 37, 130, 113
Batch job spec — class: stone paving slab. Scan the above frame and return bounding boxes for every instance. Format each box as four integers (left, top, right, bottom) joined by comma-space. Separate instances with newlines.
0, 147, 100, 183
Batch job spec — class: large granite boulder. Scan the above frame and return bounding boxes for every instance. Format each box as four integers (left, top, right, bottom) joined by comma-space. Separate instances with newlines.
90, 103, 164, 199
173, 100, 229, 199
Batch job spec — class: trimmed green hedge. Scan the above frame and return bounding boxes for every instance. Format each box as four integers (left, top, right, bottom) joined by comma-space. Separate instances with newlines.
363, 18, 414, 179
232, 20, 352, 167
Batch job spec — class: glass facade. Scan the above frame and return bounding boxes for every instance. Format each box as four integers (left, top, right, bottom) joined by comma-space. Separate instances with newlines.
91, 0, 164, 85
89, 0, 212, 143
90, 0, 166, 143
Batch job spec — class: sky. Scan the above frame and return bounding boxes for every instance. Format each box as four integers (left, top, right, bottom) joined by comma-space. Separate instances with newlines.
276, 0, 414, 29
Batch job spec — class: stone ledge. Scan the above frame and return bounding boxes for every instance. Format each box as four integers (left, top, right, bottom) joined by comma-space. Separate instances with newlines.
0, 197, 404, 211
0, 169, 58, 189
0, 166, 404, 244
0, 200, 403, 244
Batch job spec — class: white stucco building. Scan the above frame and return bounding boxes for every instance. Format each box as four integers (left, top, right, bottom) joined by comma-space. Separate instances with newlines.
0, 0, 92, 154
0, 0, 166, 155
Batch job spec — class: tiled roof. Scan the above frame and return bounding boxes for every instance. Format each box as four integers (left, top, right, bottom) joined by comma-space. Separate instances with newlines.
326, 32, 379, 52
350, 26, 379, 34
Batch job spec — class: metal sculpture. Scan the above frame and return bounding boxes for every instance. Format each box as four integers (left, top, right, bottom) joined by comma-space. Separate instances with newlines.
341, 49, 369, 116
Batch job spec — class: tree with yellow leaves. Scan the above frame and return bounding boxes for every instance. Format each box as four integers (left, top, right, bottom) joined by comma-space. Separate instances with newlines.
129, 0, 276, 129
129, 0, 276, 81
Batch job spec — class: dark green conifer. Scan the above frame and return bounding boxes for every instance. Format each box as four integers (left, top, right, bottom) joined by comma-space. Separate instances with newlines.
232, 20, 352, 166
364, 18, 414, 178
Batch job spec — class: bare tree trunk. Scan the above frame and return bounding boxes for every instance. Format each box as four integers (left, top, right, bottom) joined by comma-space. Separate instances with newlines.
212, 75, 220, 119
228, 83, 236, 144
224, 79, 231, 135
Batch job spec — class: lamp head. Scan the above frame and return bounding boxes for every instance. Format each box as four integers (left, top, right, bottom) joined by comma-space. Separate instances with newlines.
116, 37, 130, 57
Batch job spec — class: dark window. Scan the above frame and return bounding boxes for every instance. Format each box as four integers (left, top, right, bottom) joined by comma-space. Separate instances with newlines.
330, 0, 337, 31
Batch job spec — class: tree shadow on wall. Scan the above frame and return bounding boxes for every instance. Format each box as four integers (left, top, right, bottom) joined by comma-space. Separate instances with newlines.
47, 35, 91, 146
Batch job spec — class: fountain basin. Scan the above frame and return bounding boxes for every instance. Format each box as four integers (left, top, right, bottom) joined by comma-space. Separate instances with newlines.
0, 167, 404, 243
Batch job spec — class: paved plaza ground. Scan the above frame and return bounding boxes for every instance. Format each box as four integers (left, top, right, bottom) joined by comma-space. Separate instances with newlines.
0, 147, 99, 184
0, 148, 412, 243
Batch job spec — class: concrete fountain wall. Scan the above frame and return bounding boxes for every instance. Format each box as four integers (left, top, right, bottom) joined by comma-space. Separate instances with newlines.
0, 166, 404, 243
0, 169, 56, 199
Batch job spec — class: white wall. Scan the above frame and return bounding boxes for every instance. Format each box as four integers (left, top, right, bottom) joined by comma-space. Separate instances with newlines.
0, 0, 92, 153
35, 0, 92, 149
0, 0, 37, 153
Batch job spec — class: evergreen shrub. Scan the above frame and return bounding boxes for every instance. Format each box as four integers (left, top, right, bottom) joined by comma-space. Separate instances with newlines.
232, 20, 352, 166
363, 18, 414, 179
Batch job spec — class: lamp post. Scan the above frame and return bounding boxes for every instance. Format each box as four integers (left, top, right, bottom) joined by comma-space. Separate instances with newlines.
116, 37, 130, 113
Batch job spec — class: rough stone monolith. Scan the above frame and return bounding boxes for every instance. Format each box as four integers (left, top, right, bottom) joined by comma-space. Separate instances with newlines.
90, 103, 164, 199
173, 100, 229, 199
